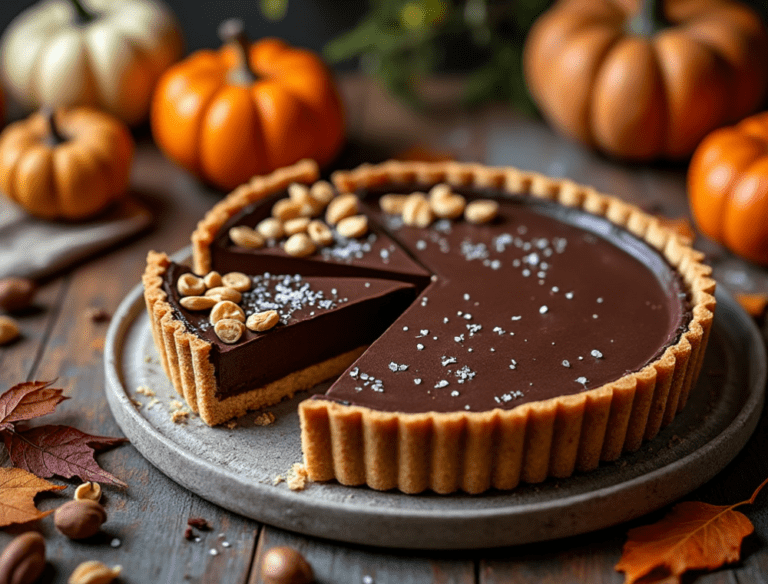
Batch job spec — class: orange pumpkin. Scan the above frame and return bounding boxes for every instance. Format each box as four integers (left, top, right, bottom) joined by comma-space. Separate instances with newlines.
151, 19, 345, 191
0, 107, 134, 220
524, 0, 768, 160
689, 111, 768, 265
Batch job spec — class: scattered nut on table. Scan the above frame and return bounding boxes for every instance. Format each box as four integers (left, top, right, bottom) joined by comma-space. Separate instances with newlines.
0, 277, 37, 312
0, 316, 20, 345
74, 482, 102, 503
0, 531, 46, 584
54, 500, 107, 540
68, 561, 121, 584
261, 546, 314, 584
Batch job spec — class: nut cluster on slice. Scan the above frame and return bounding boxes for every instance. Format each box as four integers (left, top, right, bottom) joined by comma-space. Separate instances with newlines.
380, 183, 499, 227
176, 270, 279, 344
228, 181, 370, 258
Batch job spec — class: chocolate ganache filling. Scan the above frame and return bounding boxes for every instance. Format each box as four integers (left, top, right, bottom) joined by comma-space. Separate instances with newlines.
205, 183, 690, 413
163, 264, 417, 399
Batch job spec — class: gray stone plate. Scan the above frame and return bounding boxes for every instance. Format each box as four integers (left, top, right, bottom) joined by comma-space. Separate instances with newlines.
105, 258, 765, 549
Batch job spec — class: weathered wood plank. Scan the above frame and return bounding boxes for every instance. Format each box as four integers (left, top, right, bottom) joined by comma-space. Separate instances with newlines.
250, 525, 477, 584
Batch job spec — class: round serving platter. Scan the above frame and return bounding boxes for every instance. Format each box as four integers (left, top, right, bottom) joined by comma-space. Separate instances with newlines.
104, 250, 766, 549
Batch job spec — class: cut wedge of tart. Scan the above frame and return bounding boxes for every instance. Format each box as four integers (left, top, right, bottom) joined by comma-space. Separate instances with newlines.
145, 159, 715, 494
143, 252, 417, 426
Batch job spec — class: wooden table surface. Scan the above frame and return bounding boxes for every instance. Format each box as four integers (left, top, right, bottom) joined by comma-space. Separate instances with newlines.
2, 76, 768, 584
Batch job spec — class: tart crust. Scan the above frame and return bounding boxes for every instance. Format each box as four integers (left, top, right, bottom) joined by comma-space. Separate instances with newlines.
295, 160, 716, 494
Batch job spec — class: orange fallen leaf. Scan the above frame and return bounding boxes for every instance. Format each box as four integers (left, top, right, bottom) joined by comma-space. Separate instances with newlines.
616, 477, 768, 583
0, 467, 65, 528
735, 293, 768, 318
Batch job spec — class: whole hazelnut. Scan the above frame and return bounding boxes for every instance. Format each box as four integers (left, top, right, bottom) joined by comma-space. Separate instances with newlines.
261, 546, 314, 584
0, 278, 37, 313
54, 500, 107, 540
0, 532, 46, 584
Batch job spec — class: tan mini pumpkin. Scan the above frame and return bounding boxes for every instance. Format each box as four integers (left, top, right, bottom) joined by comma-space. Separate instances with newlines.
0, 107, 134, 220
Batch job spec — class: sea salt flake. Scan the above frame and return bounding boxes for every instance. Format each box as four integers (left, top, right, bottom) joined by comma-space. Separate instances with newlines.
463, 313, 473, 320
511, 315, 522, 321
454, 334, 465, 343
414, 378, 422, 385
591, 349, 603, 359
576, 376, 588, 386
417, 343, 424, 350
493, 326, 505, 335
463, 293, 470, 300
539, 305, 548, 314
442, 356, 457, 366
435, 380, 449, 388
450, 390, 460, 397
565, 291, 574, 299
562, 360, 570, 367
466, 323, 482, 336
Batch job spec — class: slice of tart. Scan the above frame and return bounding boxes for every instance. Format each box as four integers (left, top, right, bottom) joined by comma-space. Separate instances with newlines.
143, 252, 417, 426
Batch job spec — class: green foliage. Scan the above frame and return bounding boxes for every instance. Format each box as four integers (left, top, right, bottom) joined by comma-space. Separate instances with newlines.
323, 0, 551, 112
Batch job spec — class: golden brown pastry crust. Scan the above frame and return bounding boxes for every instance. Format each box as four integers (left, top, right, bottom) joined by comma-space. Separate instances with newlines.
295, 160, 716, 494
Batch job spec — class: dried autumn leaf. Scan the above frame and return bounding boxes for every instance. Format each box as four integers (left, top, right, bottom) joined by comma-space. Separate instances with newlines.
0, 467, 65, 527
616, 477, 768, 584
0, 380, 67, 431
3, 425, 128, 487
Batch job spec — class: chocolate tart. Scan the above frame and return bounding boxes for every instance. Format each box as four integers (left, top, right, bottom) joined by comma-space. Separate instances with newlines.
147, 159, 715, 494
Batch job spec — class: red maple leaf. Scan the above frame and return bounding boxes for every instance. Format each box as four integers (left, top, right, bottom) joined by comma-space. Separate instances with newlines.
3, 425, 128, 487
0, 380, 68, 431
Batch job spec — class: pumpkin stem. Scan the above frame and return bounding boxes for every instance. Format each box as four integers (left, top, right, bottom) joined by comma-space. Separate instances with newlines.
628, 0, 668, 36
218, 18, 258, 85
69, 0, 96, 25
42, 107, 67, 146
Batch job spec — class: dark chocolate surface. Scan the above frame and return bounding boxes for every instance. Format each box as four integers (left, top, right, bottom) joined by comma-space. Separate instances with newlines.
163, 264, 416, 398
206, 183, 690, 413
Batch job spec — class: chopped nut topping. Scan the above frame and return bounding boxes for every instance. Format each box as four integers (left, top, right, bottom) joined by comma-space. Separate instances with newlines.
203, 271, 223, 289
0, 315, 20, 345
68, 561, 121, 584
428, 184, 465, 219
171, 409, 189, 423
177, 273, 205, 296
272, 198, 302, 221
380, 193, 407, 214
74, 482, 102, 503
288, 183, 323, 217
214, 318, 245, 344
246, 310, 280, 332
209, 300, 245, 325
179, 296, 217, 311
221, 272, 251, 292
310, 180, 335, 206
402, 192, 433, 227
229, 225, 265, 249
326, 193, 359, 225
284, 216, 311, 236
307, 220, 334, 246
205, 286, 242, 303
284, 233, 316, 257
256, 217, 284, 240
286, 463, 309, 491
336, 214, 368, 239
465, 199, 499, 224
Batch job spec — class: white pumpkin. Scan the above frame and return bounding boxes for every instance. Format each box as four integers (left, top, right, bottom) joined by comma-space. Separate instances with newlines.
0, 0, 184, 125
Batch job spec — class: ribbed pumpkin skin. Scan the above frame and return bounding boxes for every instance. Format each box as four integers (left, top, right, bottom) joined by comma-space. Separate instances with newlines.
689, 112, 768, 265
524, 0, 768, 160
0, 108, 134, 220
151, 37, 345, 191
